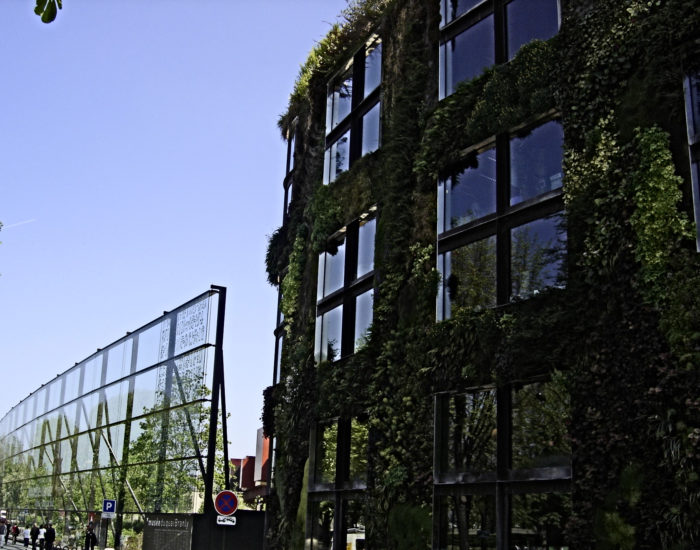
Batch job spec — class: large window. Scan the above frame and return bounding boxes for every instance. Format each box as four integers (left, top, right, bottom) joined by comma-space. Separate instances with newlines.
437, 119, 566, 319
684, 71, 700, 250
323, 37, 382, 184
308, 416, 369, 550
434, 375, 571, 549
282, 118, 298, 221
439, 0, 560, 98
315, 213, 376, 363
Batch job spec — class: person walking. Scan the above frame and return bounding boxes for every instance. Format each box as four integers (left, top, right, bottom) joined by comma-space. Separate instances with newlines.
38, 525, 45, 550
83, 525, 97, 550
44, 524, 55, 550
0, 519, 6, 548
22, 525, 30, 548
29, 524, 39, 550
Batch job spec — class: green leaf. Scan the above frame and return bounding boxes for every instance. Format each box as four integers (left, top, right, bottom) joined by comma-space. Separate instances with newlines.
41, 0, 58, 23
34, 0, 48, 16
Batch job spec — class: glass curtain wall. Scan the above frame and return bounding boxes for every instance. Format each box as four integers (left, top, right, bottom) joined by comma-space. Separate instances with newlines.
0, 290, 221, 544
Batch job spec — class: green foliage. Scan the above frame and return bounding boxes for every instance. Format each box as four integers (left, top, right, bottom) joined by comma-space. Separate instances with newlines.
34, 0, 62, 23
386, 504, 431, 550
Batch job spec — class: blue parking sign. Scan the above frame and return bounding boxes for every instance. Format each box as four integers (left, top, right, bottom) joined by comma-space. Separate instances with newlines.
102, 499, 116, 518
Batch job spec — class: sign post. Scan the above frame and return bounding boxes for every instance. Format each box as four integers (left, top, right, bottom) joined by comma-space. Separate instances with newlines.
213, 490, 238, 527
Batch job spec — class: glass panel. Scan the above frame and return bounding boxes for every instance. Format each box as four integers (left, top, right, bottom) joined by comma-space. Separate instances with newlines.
314, 421, 337, 485
444, 148, 497, 231
173, 349, 209, 405
441, 0, 486, 26
354, 290, 374, 352
288, 132, 296, 173
437, 252, 447, 320
323, 306, 343, 362
443, 14, 494, 97
510, 120, 564, 205
507, 0, 559, 59
76, 432, 94, 471
328, 130, 351, 183
31, 390, 43, 419
63, 365, 82, 405
46, 379, 63, 413
344, 499, 367, 549
357, 217, 376, 278
132, 367, 160, 417
445, 390, 497, 475
310, 500, 335, 550
364, 41, 382, 97
105, 340, 132, 386
174, 298, 211, 356
83, 355, 104, 395
327, 67, 353, 134
686, 72, 700, 140
103, 381, 129, 425
136, 323, 167, 372
349, 418, 369, 483
99, 423, 125, 467
511, 492, 571, 548
512, 376, 570, 470
444, 236, 497, 317
321, 239, 346, 298
510, 212, 566, 300
361, 102, 381, 156
437, 493, 497, 549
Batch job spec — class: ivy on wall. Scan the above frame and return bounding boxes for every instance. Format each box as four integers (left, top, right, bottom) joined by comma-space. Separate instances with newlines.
264, 0, 700, 548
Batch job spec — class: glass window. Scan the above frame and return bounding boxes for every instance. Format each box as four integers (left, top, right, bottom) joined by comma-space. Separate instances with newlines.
512, 377, 571, 470
438, 148, 497, 233
349, 418, 369, 483
364, 41, 382, 97
354, 290, 374, 352
510, 120, 564, 205
343, 499, 367, 549
63, 365, 82, 406
326, 67, 353, 134
323, 130, 351, 185
511, 492, 571, 548
441, 0, 486, 26
314, 305, 343, 363
361, 102, 381, 156
444, 390, 497, 476
318, 239, 346, 300
442, 14, 495, 97
310, 500, 335, 550
46, 378, 63, 413
436, 493, 497, 549
510, 212, 566, 300
314, 421, 338, 485
357, 218, 376, 278
506, 0, 560, 60
440, 236, 497, 319
684, 72, 700, 250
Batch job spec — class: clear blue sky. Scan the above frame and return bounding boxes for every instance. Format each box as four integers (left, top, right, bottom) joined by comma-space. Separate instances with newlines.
0, 0, 347, 457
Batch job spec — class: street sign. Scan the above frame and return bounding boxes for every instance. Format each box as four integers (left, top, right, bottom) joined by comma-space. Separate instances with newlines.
216, 516, 237, 527
102, 499, 117, 519
213, 490, 238, 516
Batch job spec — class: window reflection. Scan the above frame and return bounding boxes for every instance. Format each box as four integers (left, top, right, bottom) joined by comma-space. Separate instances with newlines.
364, 41, 382, 97
439, 148, 497, 232
362, 102, 381, 156
354, 290, 374, 352
349, 418, 369, 483
318, 239, 347, 300
326, 68, 353, 134
437, 493, 497, 549
445, 390, 497, 475
510, 213, 566, 300
357, 217, 376, 278
510, 120, 564, 205
344, 499, 367, 549
506, 0, 560, 59
511, 492, 571, 548
315, 421, 338, 485
440, 0, 485, 26
442, 14, 495, 97
324, 131, 351, 185
315, 306, 343, 363
310, 500, 335, 550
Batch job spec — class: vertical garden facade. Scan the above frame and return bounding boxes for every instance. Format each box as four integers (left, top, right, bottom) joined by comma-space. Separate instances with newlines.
265, 0, 700, 548
0, 288, 228, 548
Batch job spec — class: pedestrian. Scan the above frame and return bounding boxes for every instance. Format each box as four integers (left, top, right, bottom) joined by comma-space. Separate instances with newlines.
83, 525, 97, 550
22, 525, 30, 548
12, 524, 20, 544
44, 524, 55, 550
38, 525, 45, 550
0, 519, 6, 548
29, 524, 39, 550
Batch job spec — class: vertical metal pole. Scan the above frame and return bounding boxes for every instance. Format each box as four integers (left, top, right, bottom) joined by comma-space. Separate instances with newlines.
204, 286, 227, 514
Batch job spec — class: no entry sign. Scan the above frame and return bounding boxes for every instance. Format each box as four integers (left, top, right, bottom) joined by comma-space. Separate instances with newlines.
214, 490, 238, 516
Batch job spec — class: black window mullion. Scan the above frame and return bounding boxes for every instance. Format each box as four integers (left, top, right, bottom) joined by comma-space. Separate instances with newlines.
494, 0, 507, 65
496, 134, 510, 304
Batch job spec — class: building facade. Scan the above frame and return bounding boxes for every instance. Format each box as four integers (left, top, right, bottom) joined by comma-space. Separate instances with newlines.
264, 0, 700, 548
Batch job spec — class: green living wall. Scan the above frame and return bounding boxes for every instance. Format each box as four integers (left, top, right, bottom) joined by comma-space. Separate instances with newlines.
265, 0, 700, 548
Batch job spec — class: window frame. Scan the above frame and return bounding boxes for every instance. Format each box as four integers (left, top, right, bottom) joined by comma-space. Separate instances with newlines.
323, 36, 382, 185
439, 0, 561, 99
684, 71, 700, 250
437, 116, 566, 317
433, 377, 572, 549
315, 211, 377, 363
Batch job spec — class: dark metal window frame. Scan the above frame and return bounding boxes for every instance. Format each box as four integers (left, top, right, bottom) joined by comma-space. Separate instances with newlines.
439, 0, 561, 98
437, 115, 565, 312
324, 36, 382, 184
684, 71, 700, 250
433, 379, 571, 549
316, 213, 376, 362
